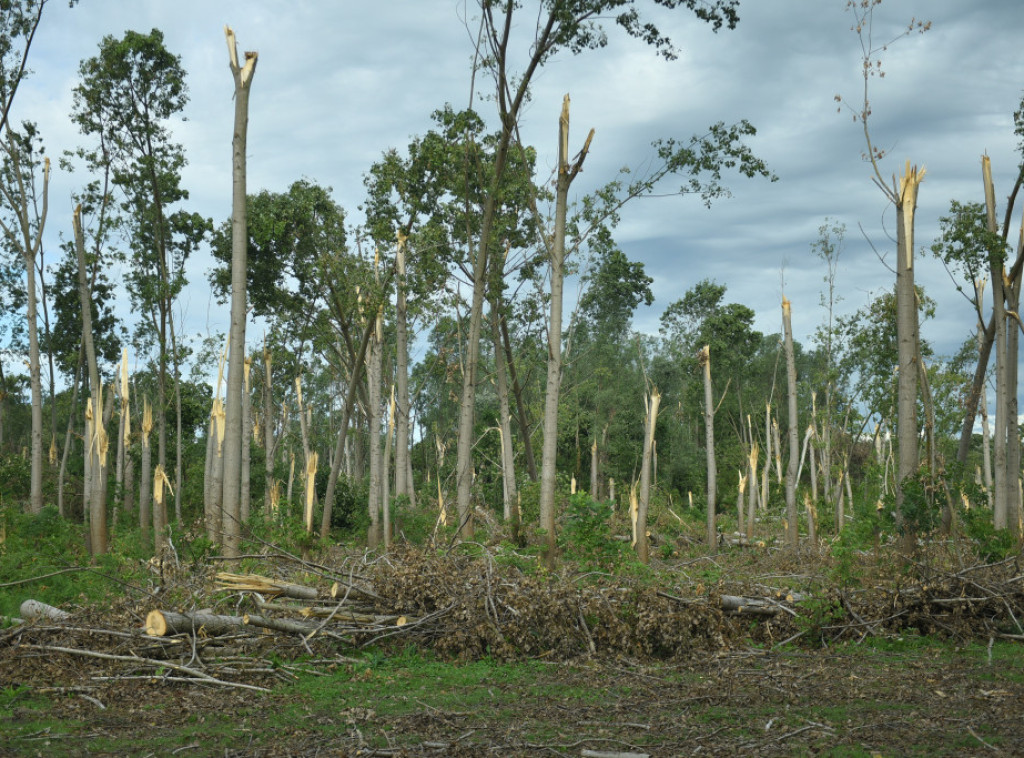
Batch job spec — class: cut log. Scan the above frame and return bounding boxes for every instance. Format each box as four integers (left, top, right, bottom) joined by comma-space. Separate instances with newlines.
20, 600, 70, 621
215, 572, 320, 600
719, 595, 780, 616
242, 614, 320, 635
146, 610, 246, 637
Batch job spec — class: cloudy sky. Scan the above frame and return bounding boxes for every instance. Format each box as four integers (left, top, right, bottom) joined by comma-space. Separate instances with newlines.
9, 0, 1024, 370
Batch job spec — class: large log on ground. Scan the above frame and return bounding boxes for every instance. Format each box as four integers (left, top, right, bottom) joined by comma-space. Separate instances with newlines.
146, 610, 246, 637
20, 600, 70, 621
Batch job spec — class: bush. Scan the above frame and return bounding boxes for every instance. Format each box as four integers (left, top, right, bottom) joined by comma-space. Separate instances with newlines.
559, 493, 628, 570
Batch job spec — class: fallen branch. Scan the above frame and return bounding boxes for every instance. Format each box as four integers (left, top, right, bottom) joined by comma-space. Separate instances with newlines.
21, 643, 270, 692
215, 572, 320, 600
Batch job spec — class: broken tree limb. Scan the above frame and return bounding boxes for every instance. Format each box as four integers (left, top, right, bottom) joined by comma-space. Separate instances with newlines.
215, 572, 320, 600
21, 643, 269, 692
656, 591, 796, 617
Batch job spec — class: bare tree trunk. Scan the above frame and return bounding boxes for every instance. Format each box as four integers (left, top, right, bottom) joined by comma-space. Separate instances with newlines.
169, 309, 183, 524
262, 344, 275, 516
699, 346, 717, 547
58, 356, 82, 519
382, 389, 395, 550
0, 140, 50, 514
538, 95, 593, 558
782, 297, 799, 548
367, 323, 383, 548
208, 401, 225, 542
241, 356, 252, 524
491, 300, 519, 540
73, 206, 105, 554
221, 27, 258, 558
636, 387, 660, 563
746, 444, 758, 542
736, 471, 746, 537
115, 350, 129, 523
394, 234, 411, 505
500, 316, 538, 482
294, 377, 315, 532
140, 399, 153, 543
983, 158, 1010, 530
895, 163, 925, 545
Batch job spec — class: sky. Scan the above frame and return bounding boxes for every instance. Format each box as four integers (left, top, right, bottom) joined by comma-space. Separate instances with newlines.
8, 0, 1024, 378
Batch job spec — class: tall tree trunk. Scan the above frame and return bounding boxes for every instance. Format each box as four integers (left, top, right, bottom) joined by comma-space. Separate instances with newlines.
746, 444, 758, 542
367, 322, 383, 548
58, 354, 83, 518
262, 344, 276, 516
394, 233, 411, 504
0, 142, 50, 514
490, 298, 519, 540
700, 345, 717, 547
636, 387, 660, 563
23, 243, 43, 514
221, 27, 258, 558
382, 388, 395, 550
241, 356, 252, 523
294, 376, 315, 532
538, 95, 593, 557
115, 349, 130, 523
140, 398, 153, 544
782, 297, 799, 548
500, 315, 538, 482
983, 158, 1010, 530
169, 307, 183, 523
895, 163, 924, 544
73, 206, 105, 554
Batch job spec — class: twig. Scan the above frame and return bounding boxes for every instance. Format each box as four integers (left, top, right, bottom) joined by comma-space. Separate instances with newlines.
967, 726, 1000, 752
23, 644, 270, 693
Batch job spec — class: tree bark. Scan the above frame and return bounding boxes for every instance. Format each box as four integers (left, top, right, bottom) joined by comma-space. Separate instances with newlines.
700, 345, 717, 547
367, 318, 383, 548
983, 158, 1010, 530
0, 139, 50, 514
895, 163, 924, 543
782, 297, 799, 548
491, 298, 519, 541
262, 343, 277, 517
140, 399, 153, 543
73, 206, 106, 554
636, 387, 660, 563
500, 315, 538, 482
539, 95, 593, 557
394, 234, 412, 505
221, 27, 258, 558
241, 356, 252, 523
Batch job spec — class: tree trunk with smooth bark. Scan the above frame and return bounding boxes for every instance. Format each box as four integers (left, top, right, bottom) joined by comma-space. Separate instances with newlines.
782, 297, 799, 548
221, 27, 258, 558
539, 95, 593, 557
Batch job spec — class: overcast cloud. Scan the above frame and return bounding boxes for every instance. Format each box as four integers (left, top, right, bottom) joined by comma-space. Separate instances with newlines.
9, 0, 1024, 373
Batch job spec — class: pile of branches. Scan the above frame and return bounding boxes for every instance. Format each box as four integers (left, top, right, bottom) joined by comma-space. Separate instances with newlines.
3, 545, 1022, 695
825, 553, 1024, 644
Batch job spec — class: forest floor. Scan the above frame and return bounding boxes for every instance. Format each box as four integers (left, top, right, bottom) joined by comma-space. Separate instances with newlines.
3, 536, 1024, 756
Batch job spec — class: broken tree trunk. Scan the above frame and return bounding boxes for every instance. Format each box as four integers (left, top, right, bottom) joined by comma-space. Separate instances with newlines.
782, 296, 799, 548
